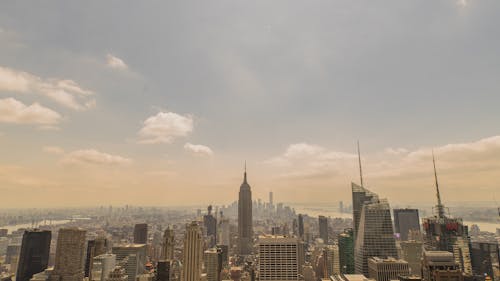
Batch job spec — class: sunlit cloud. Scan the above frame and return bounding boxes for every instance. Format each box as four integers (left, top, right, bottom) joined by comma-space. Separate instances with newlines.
0, 97, 62, 125
138, 111, 193, 144
43, 146, 65, 155
184, 143, 214, 157
106, 54, 128, 70
0, 66, 95, 111
61, 149, 132, 166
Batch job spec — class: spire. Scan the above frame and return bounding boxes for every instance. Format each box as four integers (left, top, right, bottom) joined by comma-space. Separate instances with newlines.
244, 160, 247, 183
357, 140, 364, 187
432, 150, 446, 218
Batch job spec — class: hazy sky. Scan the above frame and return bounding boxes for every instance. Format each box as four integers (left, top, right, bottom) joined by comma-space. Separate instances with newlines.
1, 1, 499, 208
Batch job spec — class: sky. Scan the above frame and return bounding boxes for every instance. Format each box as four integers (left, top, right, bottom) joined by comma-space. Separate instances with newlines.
0, 1, 499, 208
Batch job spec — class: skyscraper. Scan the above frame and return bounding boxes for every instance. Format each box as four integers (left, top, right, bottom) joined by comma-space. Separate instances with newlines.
50, 227, 87, 281
162, 227, 175, 260
354, 196, 398, 276
204, 205, 217, 248
269, 191, 274, 207
16, 229, 51, 281
318, 216, 329, 244
323, 244, 340, 277
470, 241, 500, 281
338, 228, 355, 274
112, 244, 147, 281
204, 248, 222, 281
238, 165, 253, 255
393, 209, 420, 241
134, 224, 148, 244
182, 222, 203, 281
298, 214, 305, 239
400, 240, 423, 277
258, 236, 305, 281
352, 183, 378, 242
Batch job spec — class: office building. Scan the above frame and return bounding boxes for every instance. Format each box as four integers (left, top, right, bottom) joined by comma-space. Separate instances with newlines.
319, 216, 329, 244
323, 244, 341, 277
204, 206, 217, 248
338, 229, 355, 274
217, 213, 230, 248
91, 254, 117, 281
134, 224, 148, 245
238, 166, 253, 255
156, 260, 171, 281
422, 251, 463, 281
162, 227, 175, 260
204, 248, 222, 281
106, 267, 128, 281
354, 192, 398, 275
182, 222, 203, 281
50, 228, 87, 281
400, 240, 423, 277
16, 230, 51, 281
393, 209, 420, 241
470, 241, 500, 281
112, 244, 147, 281
258, 236, 305, 281
298, 214, 305, 239
368, 257, 409, 281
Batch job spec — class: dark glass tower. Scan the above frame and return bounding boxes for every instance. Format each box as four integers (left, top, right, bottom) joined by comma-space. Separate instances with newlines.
203, 205, 217, 248
16, 229, 51, 281
298, 214, 304, 239
393, 208, 420, 241
338, 228, 355, 274
318, 216, 328, 244
134, 223, 148, 244
238, 165, 253, 255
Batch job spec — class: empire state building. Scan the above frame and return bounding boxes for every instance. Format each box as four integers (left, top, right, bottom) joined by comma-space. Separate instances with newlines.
238, 166, 253, 255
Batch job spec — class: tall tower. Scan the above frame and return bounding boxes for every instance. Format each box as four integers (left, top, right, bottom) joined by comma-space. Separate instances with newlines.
318, 216, 329, 244
16, 229, 51, 281
162, 226, 175, 260
133, 223, 148, 244
269, 191, 274, 207
182, 221, 203, 281
203, 205, 217, 248
50, 227, 87, 281
238, 164, 253, 255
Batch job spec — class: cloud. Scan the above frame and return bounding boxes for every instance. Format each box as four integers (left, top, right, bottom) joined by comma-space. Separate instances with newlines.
138, 112, 193, 144
106, 54, 128, 70
0, 66, 95, 110
0, 97, 62, 125
61, 149, 132, 166
184, 143, 214, 156
43, 146, 65, 155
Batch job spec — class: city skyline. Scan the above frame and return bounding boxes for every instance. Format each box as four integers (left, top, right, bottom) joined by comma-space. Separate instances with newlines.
1, 1, 500, 207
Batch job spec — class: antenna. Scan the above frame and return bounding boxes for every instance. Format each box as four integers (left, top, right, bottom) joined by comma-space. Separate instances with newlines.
357, 140, 364, 187
432, 150, 446, 218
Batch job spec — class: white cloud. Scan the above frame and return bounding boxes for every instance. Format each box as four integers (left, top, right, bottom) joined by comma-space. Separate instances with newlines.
0, 97, 62, 125
0, 66, 95, 111
138, 112, 193, 144
106, 54, 128, 70
184, 143, 214, 156
43, 146, 65, 155
61, 149, 132, 166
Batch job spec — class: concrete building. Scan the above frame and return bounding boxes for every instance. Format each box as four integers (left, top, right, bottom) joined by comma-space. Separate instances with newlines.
50, 228, 87, 281
204, 248, 222, 281
400, 241, 423, 277
112, 244, 147, 281
106, 267, 128, 281
323, 244, 341, 277
421, 251, 463, 281
91, 254, 117, 281
162, 227, 175, 260
258, 236, 304, 281
368, 257, 409, 281
182, 222, 203, 281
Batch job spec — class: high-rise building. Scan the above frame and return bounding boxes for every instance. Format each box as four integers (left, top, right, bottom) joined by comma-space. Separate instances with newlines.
204, 206, 217, 248
338, 228, 355, 274
452, 237, 472, 276
112, 244, 147, 281
182, 222, 203, 281
238, 166, 253, 255
162, 227, 175, 260
421, 251, 463, 281
204, 248, 222, 281
134, 224, 148, 244
91, 254, 117, 281
106, 266, 128, 281
258, 236, 304, 281
156, 260, 171, 281
393, 209, 420, 241
319, 216, 329, 244
217, 213, 230, 248
50, 228, 87, 281
353, 187, 398, 276
352, 183, 378, 241
298, 214, 305, 239
400, 240, 423, 277
269, 191, 274, 207
368, 257, 410, 281
470, 241, 500, 281
86, 237, 108, 280
323, 244, 341, 277
16, 229, 51, 281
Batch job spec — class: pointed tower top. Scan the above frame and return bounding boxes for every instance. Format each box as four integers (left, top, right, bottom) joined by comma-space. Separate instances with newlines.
432, 150, 446, 218
244, 160, 247, 183
357, 140, 364, 187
